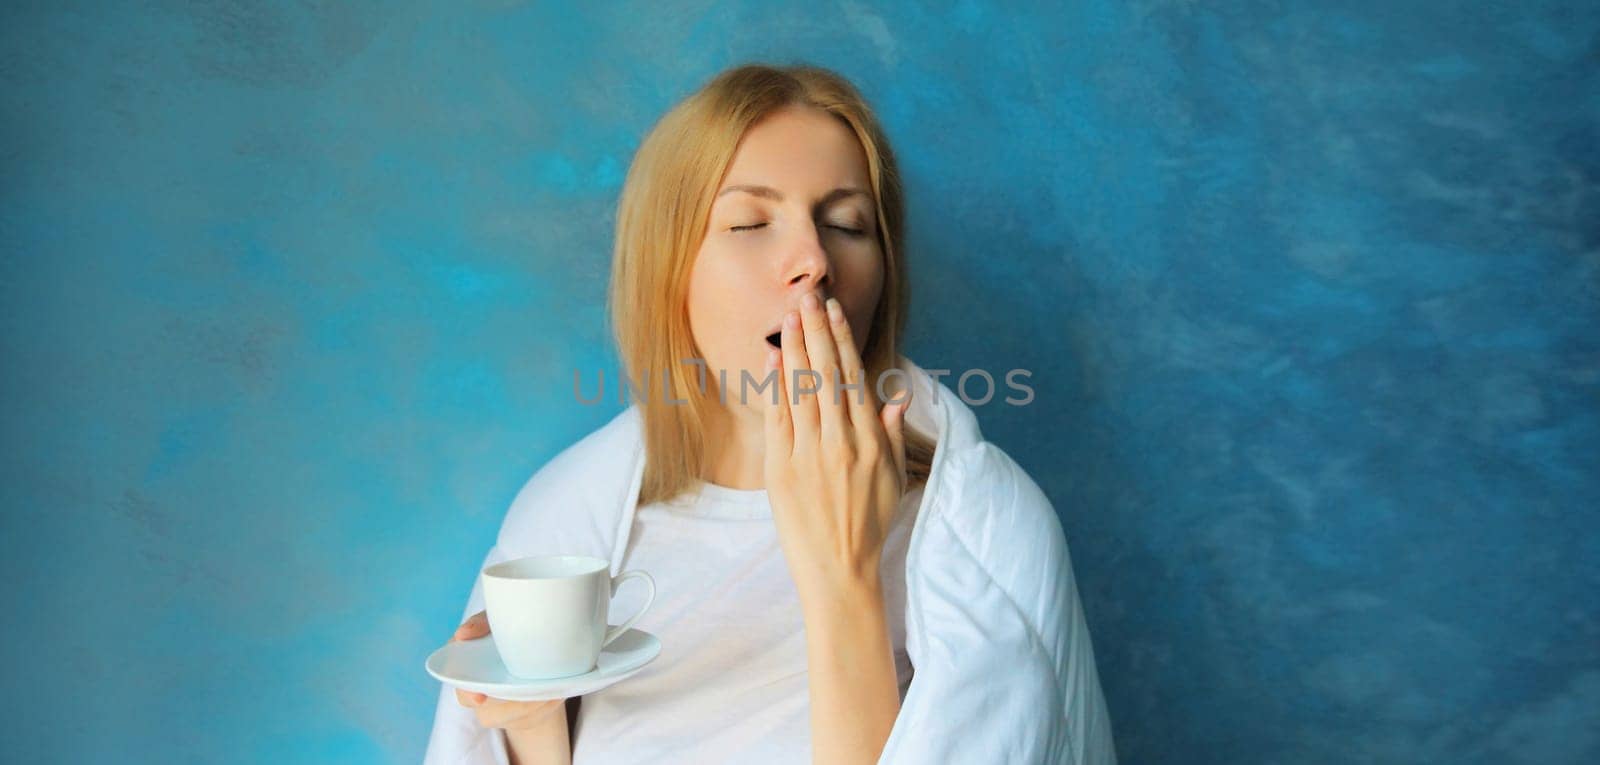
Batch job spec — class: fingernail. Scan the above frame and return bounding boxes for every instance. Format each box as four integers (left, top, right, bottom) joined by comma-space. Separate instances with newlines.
825, 298, 843, 323
802, 292, 820, 311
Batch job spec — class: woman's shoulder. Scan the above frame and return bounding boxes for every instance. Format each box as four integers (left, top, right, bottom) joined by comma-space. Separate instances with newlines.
911, 436, 1087, 655
494, 406, 644, 550
907, 369, 1063, 553
519, 406, 642, 488
935, 437, 1066, 546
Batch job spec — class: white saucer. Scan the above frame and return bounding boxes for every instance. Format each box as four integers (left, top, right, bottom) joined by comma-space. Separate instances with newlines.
426, 627, 661, 701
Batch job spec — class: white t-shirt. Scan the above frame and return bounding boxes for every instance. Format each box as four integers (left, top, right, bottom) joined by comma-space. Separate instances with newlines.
567, 479, 922, 764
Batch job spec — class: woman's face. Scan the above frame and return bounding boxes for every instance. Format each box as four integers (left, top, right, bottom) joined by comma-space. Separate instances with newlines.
686, 105, 886, 409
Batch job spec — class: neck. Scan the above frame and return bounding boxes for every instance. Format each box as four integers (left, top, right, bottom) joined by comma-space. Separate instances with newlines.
699, 398, 767, 490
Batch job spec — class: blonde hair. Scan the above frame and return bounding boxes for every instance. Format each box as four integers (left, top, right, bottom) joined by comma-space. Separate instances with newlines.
608, 62, 937, 507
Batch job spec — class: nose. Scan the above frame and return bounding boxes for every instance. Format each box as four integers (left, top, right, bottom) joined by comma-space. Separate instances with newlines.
783, 222, 831, 294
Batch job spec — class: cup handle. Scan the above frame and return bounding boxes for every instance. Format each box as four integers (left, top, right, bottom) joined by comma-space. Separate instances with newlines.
602, 569, 656, 648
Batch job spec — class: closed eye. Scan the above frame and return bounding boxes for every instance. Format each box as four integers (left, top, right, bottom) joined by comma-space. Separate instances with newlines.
730, 223, 866, 237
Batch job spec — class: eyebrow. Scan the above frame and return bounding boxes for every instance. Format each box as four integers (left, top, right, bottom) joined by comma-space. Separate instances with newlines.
716, 184, 873, 209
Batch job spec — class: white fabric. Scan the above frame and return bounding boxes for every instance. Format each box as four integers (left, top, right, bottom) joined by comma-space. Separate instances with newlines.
423, 356, 1117, 764
569, 478, 919, 763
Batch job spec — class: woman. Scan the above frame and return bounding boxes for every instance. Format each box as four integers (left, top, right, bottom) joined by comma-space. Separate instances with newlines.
423, 63, 1116, 764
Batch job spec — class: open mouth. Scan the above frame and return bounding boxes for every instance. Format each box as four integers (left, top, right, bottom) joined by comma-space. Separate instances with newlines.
765, 331, 782, 350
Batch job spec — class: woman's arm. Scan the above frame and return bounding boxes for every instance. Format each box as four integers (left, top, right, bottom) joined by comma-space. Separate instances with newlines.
503, 703, 571, 765
799, 578, 902, 764
763, 293, 914, 763
874, 445, 1119, 764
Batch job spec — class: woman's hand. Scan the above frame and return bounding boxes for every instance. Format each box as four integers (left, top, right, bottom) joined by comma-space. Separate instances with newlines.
762, 290, 912, 602
450, 611, 568, 732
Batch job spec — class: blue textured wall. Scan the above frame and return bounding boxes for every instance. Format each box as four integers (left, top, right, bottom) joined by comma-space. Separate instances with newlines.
2, 2, 1595, 763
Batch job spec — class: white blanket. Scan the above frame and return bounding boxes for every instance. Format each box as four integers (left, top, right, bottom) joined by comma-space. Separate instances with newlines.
423, 357, 1118, 764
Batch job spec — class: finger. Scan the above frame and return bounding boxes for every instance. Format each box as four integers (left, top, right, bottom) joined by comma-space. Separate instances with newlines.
452, 611, 490, 642
763, 345, 793, 460
500, 698, 566, 730
474, 696, 563, 729
472, 695, 511, 725
881, 383, 911, 491
780, 309, 819, 441
824, 297, 873, 435
481, 698, 562, 729
800, 291, 848, 442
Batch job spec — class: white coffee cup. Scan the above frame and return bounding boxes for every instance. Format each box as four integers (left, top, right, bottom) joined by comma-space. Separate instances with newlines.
481, 555, 656, 679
